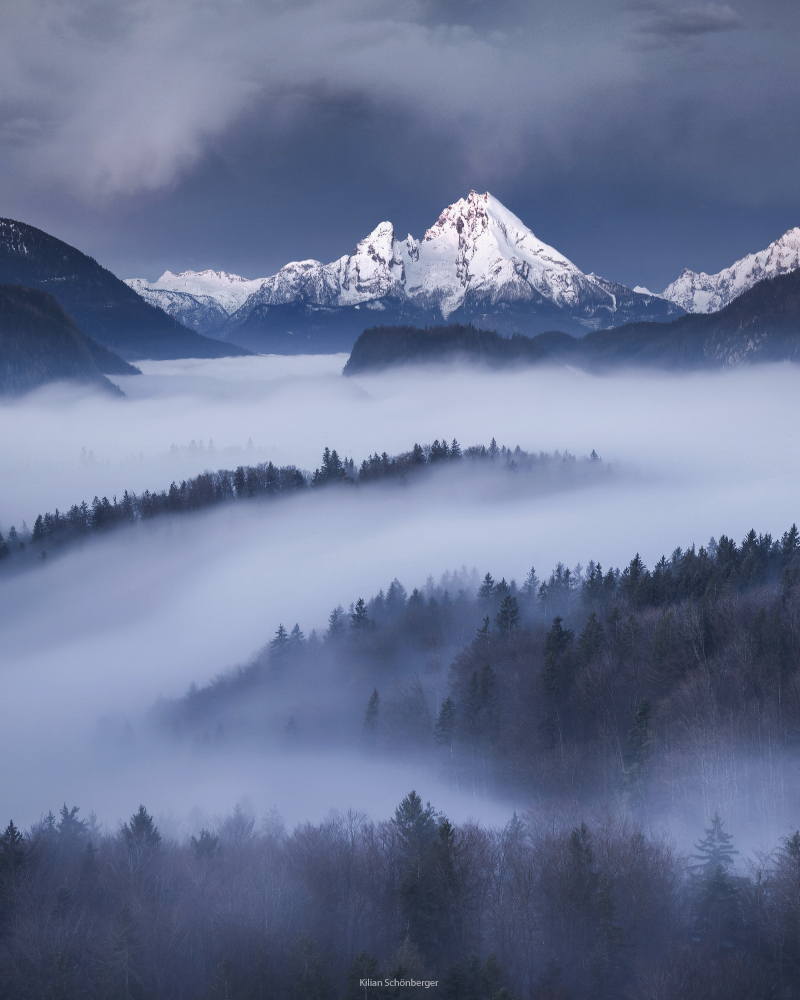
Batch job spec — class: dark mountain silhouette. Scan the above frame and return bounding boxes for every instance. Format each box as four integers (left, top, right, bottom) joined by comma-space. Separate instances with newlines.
344, 269, 800, 373
0, 284, 137, 395
0, 219, 252, 360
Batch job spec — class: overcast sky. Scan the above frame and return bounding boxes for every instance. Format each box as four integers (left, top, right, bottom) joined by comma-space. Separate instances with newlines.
1, 0, 797, 290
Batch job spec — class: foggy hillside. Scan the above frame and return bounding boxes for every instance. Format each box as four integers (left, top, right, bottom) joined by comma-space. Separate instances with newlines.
3, 354, 800, 1000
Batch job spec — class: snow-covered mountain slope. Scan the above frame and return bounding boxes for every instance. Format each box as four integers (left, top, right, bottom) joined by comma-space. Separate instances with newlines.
124, 270, 269, 335
662, 228, 800, 313
236, 193, 677, 322
124, 280, 230, 336
405, 193, 599, 316
128, 270, 267, 311
126, 192, 683, 349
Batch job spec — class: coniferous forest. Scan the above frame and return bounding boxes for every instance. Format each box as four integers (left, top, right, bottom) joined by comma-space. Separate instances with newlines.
5, 509, 800, 997
0, 439, 605, 569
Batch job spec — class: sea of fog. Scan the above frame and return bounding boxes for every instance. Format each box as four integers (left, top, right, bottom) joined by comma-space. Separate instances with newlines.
1, 355, 800, 835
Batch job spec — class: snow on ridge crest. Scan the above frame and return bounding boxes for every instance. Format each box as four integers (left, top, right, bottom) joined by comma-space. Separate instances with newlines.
662, 226, 800, 314
126, 191, 680, 328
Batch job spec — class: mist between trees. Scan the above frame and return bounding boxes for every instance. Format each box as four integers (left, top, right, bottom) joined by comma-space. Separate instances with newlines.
0, 438, 605, 569
3, 791, 800, 999
154, 522, 800, 843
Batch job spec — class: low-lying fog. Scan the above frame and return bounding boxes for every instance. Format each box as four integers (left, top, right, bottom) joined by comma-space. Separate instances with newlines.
2, 355, 800, 837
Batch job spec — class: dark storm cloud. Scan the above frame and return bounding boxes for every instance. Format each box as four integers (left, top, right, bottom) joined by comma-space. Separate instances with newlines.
0, 0, 797, 289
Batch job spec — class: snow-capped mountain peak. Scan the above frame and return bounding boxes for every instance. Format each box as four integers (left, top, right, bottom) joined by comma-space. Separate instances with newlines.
662, 227, 800, 313
125, 190, 684, 344
398, 190, 592, 318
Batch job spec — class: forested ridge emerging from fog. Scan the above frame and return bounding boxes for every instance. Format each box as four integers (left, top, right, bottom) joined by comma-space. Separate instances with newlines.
161, 522, 800, 833
0, 438, 603, 567
4, 792, 800, 999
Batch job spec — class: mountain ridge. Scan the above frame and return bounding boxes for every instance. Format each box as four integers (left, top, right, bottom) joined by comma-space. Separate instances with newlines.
0, 219, 253, 360
343, 268, 800, 373
126, 192, 683, 352
0, 284, 138, 395
661, 226, 800, 313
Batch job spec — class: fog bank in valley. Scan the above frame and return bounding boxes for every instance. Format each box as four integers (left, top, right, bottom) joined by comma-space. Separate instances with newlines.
2, 355, 800, 837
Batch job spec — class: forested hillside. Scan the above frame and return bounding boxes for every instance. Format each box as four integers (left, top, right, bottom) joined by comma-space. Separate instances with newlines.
344, 269, 800, 373
0, 219, 252, 360
0, 284, 138, 395
0, 439, 603, 568
163, 521, 800, 833
2, 786, 800, 998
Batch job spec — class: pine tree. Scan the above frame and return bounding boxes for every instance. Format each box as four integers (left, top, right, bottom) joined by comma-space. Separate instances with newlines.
477, 573, 495, 603
692, 813, 742, 951
521, 565, 539, 597
326, 605, 346, 641
364, 688, 380, 731
542, 616, 574, 700
0, 820, 25, 873
351, 598, 370, 633
393, 791, 439, 860
693, 813, 738, 874
578, 610, 603, 664
270, 624, 290, 657
123, 805, 161, 851
782, 523, 800, 564
494, 595, 520, 638
190, 829, 220, 859
624, 700, 653, 793
473, 616, 491, 654
57, 804, 87, 842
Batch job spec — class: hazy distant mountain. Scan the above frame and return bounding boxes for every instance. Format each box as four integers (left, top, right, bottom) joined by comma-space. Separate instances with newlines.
126, 192, 683, 352
661, 227, 800, 313
0, 284, 139, 395
345, 268, 800, 373
0, 219, 252, 361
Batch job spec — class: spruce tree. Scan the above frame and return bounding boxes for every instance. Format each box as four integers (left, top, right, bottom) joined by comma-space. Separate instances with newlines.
190, 829, 220, 859
122, 805, 161, 851
271, 624, 290, 654
473, 616, 491, 654
494, 595, 520, 638
326, 606, 346, 641
351, 598, 370, 633
0, 820, 25, 873
393, 791, 439, 860
624, 699, 653, 792
692, 813, 742, 951
477, 573, 495, 603
542, 616, 574, 701
364, 689, 380, 731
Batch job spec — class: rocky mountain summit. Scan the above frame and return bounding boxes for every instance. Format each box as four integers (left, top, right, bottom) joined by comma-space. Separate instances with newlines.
127, 192, 682, 352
